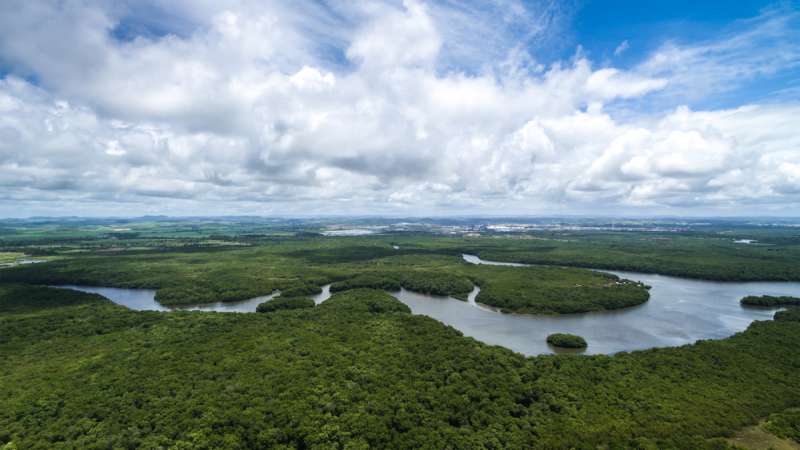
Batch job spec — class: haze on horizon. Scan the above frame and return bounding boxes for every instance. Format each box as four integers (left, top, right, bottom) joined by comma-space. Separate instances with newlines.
0, 0, 799, 218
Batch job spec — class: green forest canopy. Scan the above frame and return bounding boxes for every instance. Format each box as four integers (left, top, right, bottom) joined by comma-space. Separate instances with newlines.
2, 285, 800, 449
0, 238, 654, 314
546, 333, 588, 349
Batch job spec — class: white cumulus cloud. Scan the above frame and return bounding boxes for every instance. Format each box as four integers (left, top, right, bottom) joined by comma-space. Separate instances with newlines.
0, 0, 798, 216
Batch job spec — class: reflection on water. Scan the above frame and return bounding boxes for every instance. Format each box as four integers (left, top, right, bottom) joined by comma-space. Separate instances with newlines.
54, 256, 800, 356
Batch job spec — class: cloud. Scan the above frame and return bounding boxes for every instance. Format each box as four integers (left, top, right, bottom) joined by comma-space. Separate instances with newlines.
0, 0, 798, 216
347, 0, 442, 70
585, 68, 668, 100
570, 104, 800, 207
613, 40, 629, 56
635, 5, 800, 103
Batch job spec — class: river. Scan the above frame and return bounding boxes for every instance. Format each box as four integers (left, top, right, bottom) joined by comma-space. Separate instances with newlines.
54, 254, 800, 356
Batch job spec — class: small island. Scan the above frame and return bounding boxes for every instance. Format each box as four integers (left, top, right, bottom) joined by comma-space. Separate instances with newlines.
546, 333, 588, 349
256, 296, 315, 313
740, 295, 800, 307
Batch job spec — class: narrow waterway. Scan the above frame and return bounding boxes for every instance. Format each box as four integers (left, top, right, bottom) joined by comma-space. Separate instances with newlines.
53, 285, 285, 313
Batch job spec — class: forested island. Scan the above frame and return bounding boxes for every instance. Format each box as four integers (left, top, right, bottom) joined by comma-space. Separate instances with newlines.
741, 295, 800, 307
546, 333, 588, 349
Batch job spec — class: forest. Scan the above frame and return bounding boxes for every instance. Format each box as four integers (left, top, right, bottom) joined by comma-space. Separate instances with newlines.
762, 408, 800, 443
2, 219, 800, 448
1, 284, 800, 449
255, 296, 315, 313
0, 237, 654, 315
447, 231, 800, 282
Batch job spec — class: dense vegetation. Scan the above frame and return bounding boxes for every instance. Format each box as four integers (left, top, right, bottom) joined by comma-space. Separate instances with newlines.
3, 219, 800, 448
2, 218, 798, 315
255, 296, 315, 313
762, 408, 800, 444
0, 237, 651, 314
330, 271, 473, 298
449, 233, 800, 282
3, 217, 799, 282
741, 295, 800, 307
318, 288, 412, 314
3, 285, 800, 449
546, 333, 587, 349
279, 283, 324, 298
774, 307, 800, 322
475, 267, 650, 314
397, 271, 474, 297
330, 273, 403, 293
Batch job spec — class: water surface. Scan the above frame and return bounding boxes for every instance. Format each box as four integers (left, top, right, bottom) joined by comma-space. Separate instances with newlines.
54, 285, 283, 313
55, 257, 800, 356
311, 284, 332, 304
449, 254, 800, 354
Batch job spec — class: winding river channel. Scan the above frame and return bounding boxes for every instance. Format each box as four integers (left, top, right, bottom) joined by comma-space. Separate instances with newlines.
55, 254, 800, 356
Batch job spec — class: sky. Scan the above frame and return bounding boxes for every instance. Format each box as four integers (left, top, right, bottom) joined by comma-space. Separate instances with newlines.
0, 0, 799, 217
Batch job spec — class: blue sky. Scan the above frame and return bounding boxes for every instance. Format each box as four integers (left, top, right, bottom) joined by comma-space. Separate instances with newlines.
0, 0, 798, 217
573, 0, 773, 60
569, 0, 800, 108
